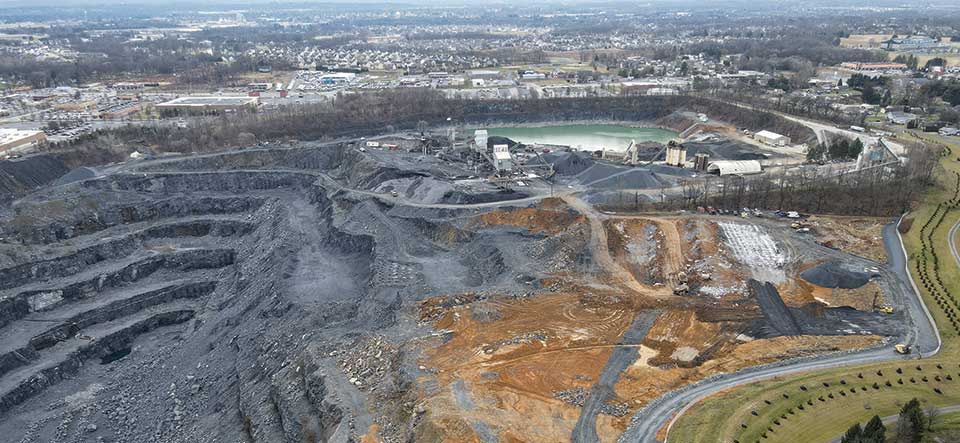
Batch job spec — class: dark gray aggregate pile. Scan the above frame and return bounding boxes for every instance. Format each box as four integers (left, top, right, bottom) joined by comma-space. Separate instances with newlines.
801, 261, 876, 289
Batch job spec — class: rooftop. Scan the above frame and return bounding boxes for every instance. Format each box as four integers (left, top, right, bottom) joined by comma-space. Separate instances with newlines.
754, 130, 787, 140
157, 96, 258, 107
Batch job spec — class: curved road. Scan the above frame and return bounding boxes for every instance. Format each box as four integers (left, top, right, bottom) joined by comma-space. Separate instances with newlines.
950, 217, 960, 269
620, 218, 941, 442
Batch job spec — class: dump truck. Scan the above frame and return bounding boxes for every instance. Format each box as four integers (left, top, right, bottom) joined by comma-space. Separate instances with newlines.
895, 344, 910, 355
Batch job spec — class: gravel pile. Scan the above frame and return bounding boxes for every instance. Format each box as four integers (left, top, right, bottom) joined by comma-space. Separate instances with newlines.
544, 152, 595, 176
800, 261, 876, 289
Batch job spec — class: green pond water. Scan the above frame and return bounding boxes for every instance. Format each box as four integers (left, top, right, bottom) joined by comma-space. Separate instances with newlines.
486, 124, 677, 152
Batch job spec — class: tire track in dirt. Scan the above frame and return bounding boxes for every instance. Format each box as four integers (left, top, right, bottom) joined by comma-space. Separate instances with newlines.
572, 310, 660, 443
561, 195, 673, 299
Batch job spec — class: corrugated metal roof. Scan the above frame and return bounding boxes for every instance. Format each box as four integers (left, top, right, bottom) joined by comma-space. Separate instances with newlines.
706, 160, 762, 176
754, 130, 787, 140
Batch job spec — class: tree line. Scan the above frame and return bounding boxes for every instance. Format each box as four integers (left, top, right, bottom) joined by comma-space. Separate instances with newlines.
806, 137, 864, 162
41, 91, 818, 166
841, 398, 945, 443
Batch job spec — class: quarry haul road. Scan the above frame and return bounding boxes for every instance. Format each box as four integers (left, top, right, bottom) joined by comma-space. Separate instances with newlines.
112, 168, 561, 210
561, 195, 674, 299
620, 218, 941, 443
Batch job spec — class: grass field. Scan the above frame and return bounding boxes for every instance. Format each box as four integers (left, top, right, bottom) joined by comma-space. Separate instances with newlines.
668, 131, 960, 443
887, 51, 960, 67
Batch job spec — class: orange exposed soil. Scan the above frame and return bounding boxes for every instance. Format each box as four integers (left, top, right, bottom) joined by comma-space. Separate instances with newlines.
806, 216, 888, 262
415, 206, 888, 443
778, 268, 885, 311
419, 290, 638, 442
471, 206, 586, 235
360, 424, 381, 443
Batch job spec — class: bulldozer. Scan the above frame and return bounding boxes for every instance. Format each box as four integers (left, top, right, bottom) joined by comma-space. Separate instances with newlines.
895, 344, 910, 355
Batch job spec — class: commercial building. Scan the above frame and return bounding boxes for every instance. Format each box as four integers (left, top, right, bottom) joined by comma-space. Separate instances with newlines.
839, 62, 909, 72
321, 72, 357, 84
886, 111, 918, 125
248, 83, 273, 92
754, 130, 791, 147
885, 36, 944, 52
468, 70, 501, 80
156, 96, 259, 112
0, 129, 47, 153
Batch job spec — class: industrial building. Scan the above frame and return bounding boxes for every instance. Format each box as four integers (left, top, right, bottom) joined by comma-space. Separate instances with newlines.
706, 160, 762, 176
156, 96, 259, 112
0, 129, 47, 153
474, 130, 488, 152
754, 130, 791, 147
665, 143, 687, 167
491, 144, 513, 172
693, 153, 710, 171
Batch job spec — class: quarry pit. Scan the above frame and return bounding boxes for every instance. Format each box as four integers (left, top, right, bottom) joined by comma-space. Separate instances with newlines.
0, 139, 911, 443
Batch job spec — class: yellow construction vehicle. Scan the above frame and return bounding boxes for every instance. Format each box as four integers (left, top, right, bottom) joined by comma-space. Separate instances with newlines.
879, 305, 894, 314
895, 344, 910, 355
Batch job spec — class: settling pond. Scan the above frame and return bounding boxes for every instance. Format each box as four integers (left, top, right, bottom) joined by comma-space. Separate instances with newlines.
486, 124, 677, 152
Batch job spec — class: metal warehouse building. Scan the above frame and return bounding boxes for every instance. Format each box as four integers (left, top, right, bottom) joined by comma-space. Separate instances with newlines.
706, 160, 762, 176
754, 130, 791, 147
156, 96, 259, 112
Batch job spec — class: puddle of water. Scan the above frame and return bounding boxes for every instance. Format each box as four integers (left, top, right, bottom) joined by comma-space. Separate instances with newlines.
100, 347, 132, 365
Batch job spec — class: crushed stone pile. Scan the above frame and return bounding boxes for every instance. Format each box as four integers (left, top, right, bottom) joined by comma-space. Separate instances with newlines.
800, 261, 876, 289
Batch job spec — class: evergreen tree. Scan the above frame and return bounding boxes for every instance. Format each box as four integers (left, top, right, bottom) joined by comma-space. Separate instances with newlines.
807, 143, 827, 162
862, 415, 886, 443
849, 138, 864, 158
896, 399, 925, 443
841, 422, 862, 443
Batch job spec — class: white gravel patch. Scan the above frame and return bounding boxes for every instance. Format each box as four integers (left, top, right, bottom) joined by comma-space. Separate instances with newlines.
717, 221, 786, 283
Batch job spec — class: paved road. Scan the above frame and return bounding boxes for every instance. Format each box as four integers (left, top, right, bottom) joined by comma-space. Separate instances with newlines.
716, 99, 906, 156
620, 218, 941, 442
949, 216, 960, 270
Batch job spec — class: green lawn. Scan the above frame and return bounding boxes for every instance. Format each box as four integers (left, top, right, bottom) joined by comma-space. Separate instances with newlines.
668, 131, 960, 443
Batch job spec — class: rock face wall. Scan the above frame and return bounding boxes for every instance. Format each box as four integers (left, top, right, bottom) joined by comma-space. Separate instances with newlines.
0, 155, 70, 203
0, 143, 589, 443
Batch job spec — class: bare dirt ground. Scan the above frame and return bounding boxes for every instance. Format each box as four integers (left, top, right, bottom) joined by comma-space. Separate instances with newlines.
415, 206, 897, 442
805, 215, 888, 262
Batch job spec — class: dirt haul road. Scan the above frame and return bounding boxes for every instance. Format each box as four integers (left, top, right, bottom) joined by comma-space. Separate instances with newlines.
561, 195, 674, 299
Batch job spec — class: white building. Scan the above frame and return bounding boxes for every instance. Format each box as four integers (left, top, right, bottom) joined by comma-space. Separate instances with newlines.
0, 129, 47, 153
706, 160, 762, 176
474, 129, 488, 152
754, 130, 791, 147
492, 144, 513, 171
